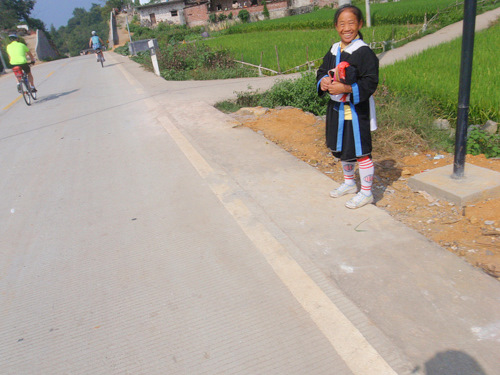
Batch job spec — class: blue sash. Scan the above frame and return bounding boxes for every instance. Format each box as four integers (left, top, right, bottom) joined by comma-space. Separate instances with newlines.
334, 45, 362, 157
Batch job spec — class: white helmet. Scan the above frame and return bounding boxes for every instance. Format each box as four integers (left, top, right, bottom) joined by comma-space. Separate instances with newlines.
91, 31, 96, 35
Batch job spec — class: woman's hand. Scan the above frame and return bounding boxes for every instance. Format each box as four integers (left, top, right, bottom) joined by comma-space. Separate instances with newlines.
320, 76, 331, 92
320, 77, 352, 95
328, 81, 352, 95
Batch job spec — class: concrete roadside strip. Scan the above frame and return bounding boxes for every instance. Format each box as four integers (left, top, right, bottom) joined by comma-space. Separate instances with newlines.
156, 111, 400, 375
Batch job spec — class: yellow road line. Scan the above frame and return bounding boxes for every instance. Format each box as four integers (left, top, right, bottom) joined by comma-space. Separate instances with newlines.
46, 71, 55, 78
3, 96, 22, 111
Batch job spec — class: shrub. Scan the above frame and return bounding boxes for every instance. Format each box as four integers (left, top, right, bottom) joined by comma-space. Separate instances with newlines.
114, 42, 130, 55
228, 12, 233, 20
262, 1, 270, 20
259, 71, 328, 115
238, 9, 250, 23
231, 72, 328, 115
209, 13, 217, 23
155, 42, 257, 80
467, 127, 500, 158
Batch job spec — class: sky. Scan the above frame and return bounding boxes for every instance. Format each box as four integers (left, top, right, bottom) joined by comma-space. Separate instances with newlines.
32, 0, 103, 29
32, 0, 151, 29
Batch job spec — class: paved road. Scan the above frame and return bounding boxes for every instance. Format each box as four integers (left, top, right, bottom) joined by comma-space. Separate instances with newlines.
1, 14, 499, 374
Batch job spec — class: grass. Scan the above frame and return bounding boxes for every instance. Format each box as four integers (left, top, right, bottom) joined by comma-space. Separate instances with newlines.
218, 0, 498, 34
356, 0, 467, 25
380, 22, 500, 124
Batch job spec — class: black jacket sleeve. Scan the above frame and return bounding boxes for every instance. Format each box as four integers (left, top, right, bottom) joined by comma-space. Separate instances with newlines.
316, 50, 334, 97
349, 46, 379, 104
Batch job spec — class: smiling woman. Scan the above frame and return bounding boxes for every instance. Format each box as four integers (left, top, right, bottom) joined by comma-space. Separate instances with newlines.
316, 4, 379, 209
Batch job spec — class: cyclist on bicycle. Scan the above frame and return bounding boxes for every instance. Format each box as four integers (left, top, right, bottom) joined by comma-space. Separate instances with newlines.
89, 31, 105, 62
6, 34, 37, 92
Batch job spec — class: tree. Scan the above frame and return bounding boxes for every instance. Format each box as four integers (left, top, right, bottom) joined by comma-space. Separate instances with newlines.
27, 17, 45, 31
100, 0, 131, 20
0, 0, 36, 29
262, 0, 270, 20
0, 6, 19, 29
4, 0, 36, 21
50, 4, 107, 56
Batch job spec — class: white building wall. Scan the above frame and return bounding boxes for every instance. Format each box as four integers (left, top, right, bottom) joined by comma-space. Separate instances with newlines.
139, 3, 185, 25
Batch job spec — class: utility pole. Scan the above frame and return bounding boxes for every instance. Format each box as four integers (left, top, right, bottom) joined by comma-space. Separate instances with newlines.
452, 0, 477, 179
365, 0, 371, 28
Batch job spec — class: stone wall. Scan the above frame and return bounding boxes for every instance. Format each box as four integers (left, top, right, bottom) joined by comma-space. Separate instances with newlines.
315, 0, 338, 7
290, 0, 338, 9
289, 0, 312, 8
35, 30, 58, 61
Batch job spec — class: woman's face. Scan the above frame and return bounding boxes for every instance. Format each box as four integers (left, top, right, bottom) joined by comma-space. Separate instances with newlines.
335, 10, 363, 45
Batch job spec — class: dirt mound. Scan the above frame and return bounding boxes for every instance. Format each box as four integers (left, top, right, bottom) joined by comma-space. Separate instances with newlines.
230, 107, 500, 280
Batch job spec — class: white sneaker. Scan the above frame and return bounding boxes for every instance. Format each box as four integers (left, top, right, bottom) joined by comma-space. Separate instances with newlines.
330, 183, 357, 198
345, 192, 374, 209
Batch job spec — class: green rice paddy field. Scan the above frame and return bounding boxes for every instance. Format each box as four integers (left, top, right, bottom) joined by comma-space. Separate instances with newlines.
204, 25, 421, 72
381, 22, 499, 123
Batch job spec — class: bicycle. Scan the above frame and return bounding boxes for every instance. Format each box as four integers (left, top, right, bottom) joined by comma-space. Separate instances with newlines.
95, 48, 104, 68
12, 62, 37, 106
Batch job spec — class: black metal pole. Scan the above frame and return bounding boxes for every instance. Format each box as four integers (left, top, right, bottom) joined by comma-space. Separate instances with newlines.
452, 0, 477, 179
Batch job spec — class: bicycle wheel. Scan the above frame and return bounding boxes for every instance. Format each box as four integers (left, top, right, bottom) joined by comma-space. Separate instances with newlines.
29, 85, 37, 100
100, 53, 104, 68
21, 80, 32, 106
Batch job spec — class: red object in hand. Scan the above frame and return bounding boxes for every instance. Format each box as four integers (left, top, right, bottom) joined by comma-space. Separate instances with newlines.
336, 61, 350, 82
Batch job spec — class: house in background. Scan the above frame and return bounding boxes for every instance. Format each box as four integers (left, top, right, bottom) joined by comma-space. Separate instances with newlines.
135, 0, 339, 28
135, 0, 188, 26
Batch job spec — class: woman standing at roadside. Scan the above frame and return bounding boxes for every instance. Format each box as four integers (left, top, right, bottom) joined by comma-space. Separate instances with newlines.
317, 4, 379, 209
